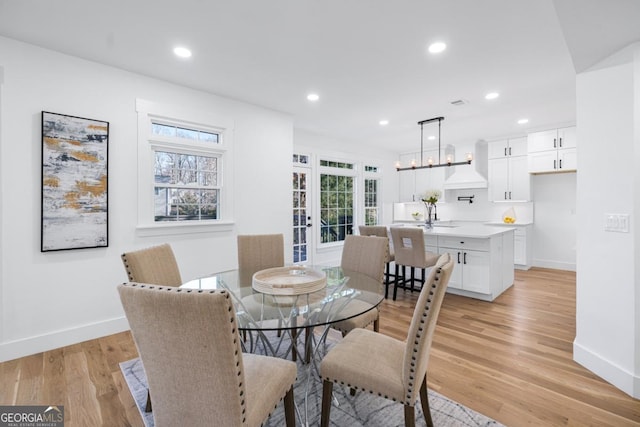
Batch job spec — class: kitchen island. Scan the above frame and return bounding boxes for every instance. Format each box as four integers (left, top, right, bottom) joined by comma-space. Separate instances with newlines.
396, 222, 515, 302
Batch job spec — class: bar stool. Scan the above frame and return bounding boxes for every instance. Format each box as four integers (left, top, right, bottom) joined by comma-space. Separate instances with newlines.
389, 226, 439, 300
359, 225, 397, 299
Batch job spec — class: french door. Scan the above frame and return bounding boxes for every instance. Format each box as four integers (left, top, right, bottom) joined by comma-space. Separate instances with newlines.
292, 166, 313, 264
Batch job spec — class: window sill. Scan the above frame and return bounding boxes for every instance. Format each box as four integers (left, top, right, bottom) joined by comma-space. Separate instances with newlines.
136, 220, 235, 237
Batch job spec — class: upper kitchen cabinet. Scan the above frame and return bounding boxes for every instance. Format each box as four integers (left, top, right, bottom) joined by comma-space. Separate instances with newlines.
527, 126, 577, 174
398, 152, 417, 202
398, 149, 446, 202
488, 137, 531, 201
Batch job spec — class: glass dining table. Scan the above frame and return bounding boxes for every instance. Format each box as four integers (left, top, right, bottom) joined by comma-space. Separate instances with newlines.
181, 265, 384, 426
181, 265, 384, 361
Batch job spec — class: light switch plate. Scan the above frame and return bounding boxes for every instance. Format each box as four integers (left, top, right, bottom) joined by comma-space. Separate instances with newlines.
604, 213, 630, 233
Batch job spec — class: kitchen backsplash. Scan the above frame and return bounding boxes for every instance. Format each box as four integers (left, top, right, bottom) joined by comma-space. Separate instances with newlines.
393, 188, 534, 224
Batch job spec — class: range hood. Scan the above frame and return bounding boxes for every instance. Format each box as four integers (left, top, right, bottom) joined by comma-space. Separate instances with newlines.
443, 141, 488, 190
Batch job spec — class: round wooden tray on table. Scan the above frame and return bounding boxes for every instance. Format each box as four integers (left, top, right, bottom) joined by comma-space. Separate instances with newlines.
252, 266, 327, 295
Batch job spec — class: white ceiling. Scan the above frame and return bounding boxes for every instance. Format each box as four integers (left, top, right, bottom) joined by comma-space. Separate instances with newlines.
0, 0, 638, 153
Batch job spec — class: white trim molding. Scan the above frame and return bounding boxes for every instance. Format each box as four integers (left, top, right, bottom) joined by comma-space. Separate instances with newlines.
574, 339, 640, 398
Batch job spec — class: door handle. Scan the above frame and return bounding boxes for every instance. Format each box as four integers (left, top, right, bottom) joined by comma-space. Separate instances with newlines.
504, 191, 507, 200
457, 252, 461, 264
509, 191, 512, 199
509, 147, 512, 156
554, 159, 557, 169
553, 138, 557, 148
504, 147, 507, 156
306, 223, 313, 227
559, 137, 563, 147
559, 159, 563, 169
463, 252, 467, 264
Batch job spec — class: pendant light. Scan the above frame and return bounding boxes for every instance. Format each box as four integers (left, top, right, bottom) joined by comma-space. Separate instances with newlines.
395, 116, 473, 171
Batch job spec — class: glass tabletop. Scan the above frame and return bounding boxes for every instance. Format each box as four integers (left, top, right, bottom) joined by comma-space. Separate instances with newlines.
181, 266, 384, 331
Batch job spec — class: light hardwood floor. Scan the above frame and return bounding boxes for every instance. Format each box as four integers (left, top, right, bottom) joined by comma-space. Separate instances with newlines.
1, 268, 638, 426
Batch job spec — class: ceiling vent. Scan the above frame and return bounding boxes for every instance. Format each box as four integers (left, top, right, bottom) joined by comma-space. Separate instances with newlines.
450, 99, 467, 106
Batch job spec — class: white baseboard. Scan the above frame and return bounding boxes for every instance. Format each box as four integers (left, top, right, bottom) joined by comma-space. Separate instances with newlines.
532, 258, 576, 271
0, 317, 130, 363
573, 339, 640, 399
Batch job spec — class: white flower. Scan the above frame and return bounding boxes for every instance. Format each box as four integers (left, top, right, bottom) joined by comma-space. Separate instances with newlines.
421, 189, 441, 205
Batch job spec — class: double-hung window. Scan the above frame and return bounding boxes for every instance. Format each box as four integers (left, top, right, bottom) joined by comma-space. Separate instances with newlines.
136, 99, 234, 234
151, 123, 220, 222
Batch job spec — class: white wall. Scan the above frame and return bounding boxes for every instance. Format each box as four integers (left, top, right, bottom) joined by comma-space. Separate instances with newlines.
294, 129, 398, 266
0, 37, 293, 361
574, 47, 639, 398
531, 173, 577, 270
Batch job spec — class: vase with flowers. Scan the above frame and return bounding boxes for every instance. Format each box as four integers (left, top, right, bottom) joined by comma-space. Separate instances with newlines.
421, 189, 441, 229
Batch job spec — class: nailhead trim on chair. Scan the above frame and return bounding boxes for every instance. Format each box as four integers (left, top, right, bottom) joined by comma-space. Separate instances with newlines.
123, 283, 297, 426
404, 266, 442, 403
322, 265, 445, 406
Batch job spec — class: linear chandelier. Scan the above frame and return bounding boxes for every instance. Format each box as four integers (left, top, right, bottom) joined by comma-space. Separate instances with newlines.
395, 116, 473, 171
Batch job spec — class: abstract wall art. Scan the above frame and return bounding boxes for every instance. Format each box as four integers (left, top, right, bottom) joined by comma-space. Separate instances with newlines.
41, 111, 109, 251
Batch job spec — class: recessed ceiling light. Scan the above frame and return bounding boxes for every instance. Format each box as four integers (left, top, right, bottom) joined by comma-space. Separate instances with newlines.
517, 118, 529, 125
428, 42, 447, 54
485, 92, 500, 100
173, 47, 192, 58
307, 93, 319, 102
427, 135, 436, 140
379, 120, 389, 126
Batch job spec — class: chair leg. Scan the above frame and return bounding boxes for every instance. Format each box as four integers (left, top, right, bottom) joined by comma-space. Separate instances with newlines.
420, 376, 434, 427
320, 380, 334, 427
283, 386, 296, 427
393, 264, 401, 300
145, 389, 152, 412
373, 317, 379, 332
384, 262, 390, 299
404, 404, 416, 427
410, 267, 416, 291
291, 328, 297, 362
305, 326, 312, 364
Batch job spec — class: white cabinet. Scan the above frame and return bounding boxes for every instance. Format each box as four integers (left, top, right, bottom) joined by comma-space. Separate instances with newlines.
398, 152, 417, 202
527, 126, 577, 173
488, 137, 530, 201
513, 225, 532, 270
436, 233, 513, 300
398, 150, 446, 202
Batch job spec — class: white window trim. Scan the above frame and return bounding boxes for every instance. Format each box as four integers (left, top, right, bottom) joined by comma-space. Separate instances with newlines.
135, 99, 235, 236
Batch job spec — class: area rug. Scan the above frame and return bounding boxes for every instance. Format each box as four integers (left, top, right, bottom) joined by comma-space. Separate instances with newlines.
121, 331, 503, 426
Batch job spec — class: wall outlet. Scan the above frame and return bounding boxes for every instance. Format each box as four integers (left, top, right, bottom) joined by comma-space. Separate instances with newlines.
604, 213, 630, 233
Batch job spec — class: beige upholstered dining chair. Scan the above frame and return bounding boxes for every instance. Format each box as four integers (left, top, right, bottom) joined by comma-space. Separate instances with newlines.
237, 234, 285, 286
118, 283, 297, 427
319, 253, 454, 427
390, 227, 439, 300
358, 225, 396, 299
120, 243, 183, 413
330, 234, 387, 336
121, 243, 182, 287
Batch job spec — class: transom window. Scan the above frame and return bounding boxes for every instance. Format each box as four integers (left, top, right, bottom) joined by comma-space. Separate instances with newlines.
151, 123, 219, 143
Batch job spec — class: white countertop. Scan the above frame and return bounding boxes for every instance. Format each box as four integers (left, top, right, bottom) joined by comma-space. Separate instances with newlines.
394, 222, 515, 238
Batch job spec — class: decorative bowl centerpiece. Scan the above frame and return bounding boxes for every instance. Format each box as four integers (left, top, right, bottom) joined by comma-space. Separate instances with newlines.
252, 266, 327, 295
411, 212, 423, 221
